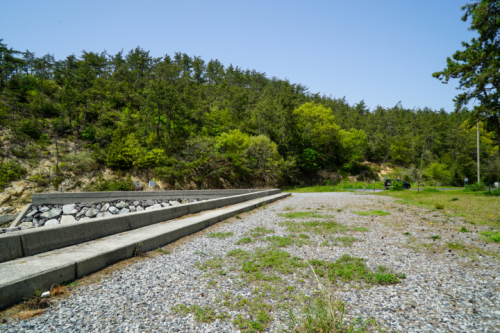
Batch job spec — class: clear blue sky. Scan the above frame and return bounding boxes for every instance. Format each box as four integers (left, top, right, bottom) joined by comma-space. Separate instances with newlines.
1, 0, 475, 112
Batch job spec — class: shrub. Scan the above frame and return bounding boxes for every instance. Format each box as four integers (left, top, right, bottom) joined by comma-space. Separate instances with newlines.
29, 171, 51, 187
19, 119, 44, 140
61, 150, 98, 175
465, 182, 486, 192
0, 160, 27, 190
391, 181, 403, 191
434, 203, 444, 210
84, 172, 135, 191
106, 132, 142, 170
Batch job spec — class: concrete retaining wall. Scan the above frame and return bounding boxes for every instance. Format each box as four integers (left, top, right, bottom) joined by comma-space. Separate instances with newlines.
31, 189, 266, 205
0, 189, 280, 263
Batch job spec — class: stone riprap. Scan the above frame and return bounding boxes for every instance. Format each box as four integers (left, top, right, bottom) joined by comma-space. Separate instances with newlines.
12, 199, 205, 231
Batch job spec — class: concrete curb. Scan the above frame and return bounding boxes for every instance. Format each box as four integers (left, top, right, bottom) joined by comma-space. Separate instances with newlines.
0, 189, 280, 263
31, 189, 266, 205
0, 192, 290, 310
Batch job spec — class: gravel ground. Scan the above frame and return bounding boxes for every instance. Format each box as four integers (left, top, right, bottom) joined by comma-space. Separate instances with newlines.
1, 192, 499, 332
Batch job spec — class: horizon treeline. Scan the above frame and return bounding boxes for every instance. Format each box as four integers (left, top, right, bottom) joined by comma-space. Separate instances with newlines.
0, 40, 499, 188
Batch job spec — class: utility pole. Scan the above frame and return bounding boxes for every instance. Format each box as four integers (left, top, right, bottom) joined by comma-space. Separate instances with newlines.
477, 119, 480, 184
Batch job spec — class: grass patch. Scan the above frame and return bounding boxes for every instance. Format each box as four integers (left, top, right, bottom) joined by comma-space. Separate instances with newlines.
280, 220, 349, 234
278, 212, 333, 219
283, 297, 374, 333
377, 189, 500, 227
330, 236, 362, 247
309, 255, 402, 285
171, 304, 229, 323
479, 231, 500, 243
251, 227, 275, 237
403, 232, 411, 236
430, 235, 441, 240
280, 220, 368, 234
263, 235, 312, 248
434, 203, 444, 210
156, 248, 170, 254
236, 237, 253, 245
207, 232, 234, 239
353, 210, 390, 216
459, 227, 468, 233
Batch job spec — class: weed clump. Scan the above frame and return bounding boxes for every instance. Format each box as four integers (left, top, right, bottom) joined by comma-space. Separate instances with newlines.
278, 211, 333, 219
283, 297, 373, 333
251, 227, 274, 238
171, 304, 228, 323
434, 203, 444, 210
479, 231, 500, 243
207, 232, 234, 239
236, 237, 253, 245
309, 255, 402, 285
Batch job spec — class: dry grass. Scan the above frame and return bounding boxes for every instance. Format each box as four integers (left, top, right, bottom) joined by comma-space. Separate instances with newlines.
16, 309, 46, 319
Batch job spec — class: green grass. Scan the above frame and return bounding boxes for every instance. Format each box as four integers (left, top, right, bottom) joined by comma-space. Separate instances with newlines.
171, 304, 229, 323
264, 235, 296, 247
309, 255, 402, 285
460, 227, 468, 233
353, 210, 391, 216
330, 236, 362, 247
280, 220, 368, 234
287, 182, 385, 193
251, 227, 274, 237
236, 237, 253, 245
156, 248, 170, 254
278, 212, 333, 219
280, 220, 347, 234
479, 230, 500, 243
403, 232, 411, 236
430, 235, 441, 240
66, 281, 78, 287
207, 231, 234, 239
377, 189, 500, 227
282, 297, 375, 333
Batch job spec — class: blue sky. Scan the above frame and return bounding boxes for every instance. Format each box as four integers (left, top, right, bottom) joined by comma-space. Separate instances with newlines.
1, 0, 475, 112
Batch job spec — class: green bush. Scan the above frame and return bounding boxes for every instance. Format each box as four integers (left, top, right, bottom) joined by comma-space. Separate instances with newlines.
465, 182, 486, 192
390, 181, 403, 191
29, 171, 51, 187
84, 173, 135, 191
106, 132, 142, 170
18, 119, 44, 140
61, 150, 98, 175
0, 160, 27, 190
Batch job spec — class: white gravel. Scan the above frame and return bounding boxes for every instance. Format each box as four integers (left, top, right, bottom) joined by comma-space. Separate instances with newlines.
2, 192, 499, 332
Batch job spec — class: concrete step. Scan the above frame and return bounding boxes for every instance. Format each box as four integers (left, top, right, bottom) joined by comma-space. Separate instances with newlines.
0, 192, 290, 310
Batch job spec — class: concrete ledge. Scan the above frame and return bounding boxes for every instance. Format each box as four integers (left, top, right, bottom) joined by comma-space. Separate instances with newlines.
32, 189, 266, 205
0, 192, 290, 310
0, 189, 281, 263
0, 234, 23, 263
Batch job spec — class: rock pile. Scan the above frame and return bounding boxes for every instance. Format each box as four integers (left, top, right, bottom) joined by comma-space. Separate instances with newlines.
16, 198, 204, 230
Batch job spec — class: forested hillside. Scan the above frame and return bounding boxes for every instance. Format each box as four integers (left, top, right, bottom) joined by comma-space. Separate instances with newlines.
0, 39, 499, 193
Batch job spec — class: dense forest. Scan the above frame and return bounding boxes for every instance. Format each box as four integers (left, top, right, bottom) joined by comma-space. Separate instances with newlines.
0, 39, 499, 190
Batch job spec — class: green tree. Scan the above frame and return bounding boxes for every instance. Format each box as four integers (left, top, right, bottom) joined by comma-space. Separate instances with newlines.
425, 162, 450, 186
433, 0, 500, 162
